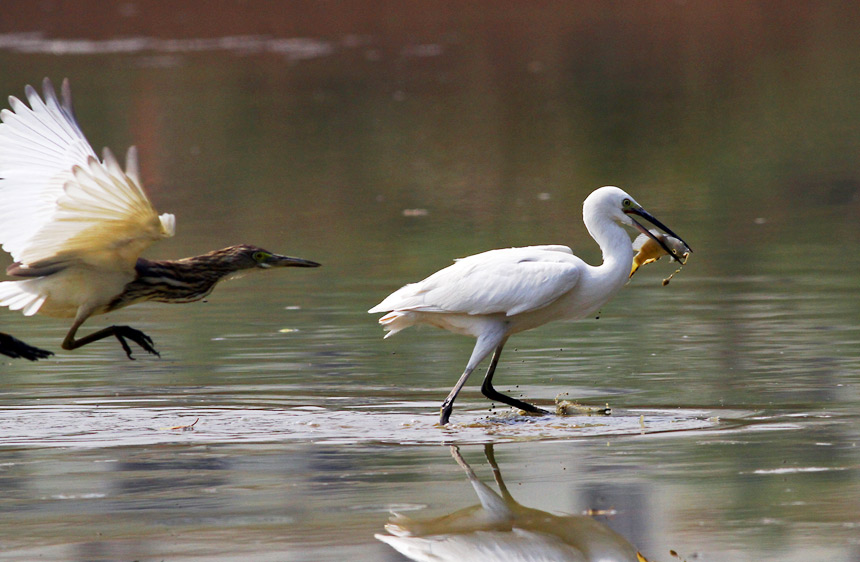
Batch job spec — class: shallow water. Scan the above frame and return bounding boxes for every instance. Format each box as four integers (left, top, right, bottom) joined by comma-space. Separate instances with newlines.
0, 404, 726, 448
2, 3, 860, 561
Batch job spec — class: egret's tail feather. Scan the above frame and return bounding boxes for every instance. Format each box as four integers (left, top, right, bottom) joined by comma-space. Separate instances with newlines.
0, 281, 46, 316
377, 310, 416, 338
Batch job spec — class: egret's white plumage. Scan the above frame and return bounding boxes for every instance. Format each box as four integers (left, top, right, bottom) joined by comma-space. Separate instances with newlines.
370, 186, 689, 424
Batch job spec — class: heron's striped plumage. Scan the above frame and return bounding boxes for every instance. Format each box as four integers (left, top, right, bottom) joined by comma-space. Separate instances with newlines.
0, 79, 320, 358
108, 245, 320, 311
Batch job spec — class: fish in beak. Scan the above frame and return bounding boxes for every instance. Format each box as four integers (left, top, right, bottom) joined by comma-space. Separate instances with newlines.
623, 205, 691, 263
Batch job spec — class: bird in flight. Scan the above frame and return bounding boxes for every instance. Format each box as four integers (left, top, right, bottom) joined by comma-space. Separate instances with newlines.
370, 186, 689, 424
0, 78, 319, 359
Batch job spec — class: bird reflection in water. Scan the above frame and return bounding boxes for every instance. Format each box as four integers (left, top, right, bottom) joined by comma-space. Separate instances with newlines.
376, 445, 650, 562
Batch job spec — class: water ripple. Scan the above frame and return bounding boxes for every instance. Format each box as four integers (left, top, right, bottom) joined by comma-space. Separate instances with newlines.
0, 404, 721, 449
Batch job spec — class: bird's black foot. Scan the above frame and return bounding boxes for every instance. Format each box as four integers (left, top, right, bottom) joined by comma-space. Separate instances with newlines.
112, 326, 160, 360
481, 381, 550, 418
439, 402, 454, 425
0, 332, 53, 361
62, 324, 161, 359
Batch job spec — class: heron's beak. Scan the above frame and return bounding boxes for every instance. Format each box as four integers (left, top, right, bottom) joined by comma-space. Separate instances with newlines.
264, 254, 321, 268
624, 206, 691, 262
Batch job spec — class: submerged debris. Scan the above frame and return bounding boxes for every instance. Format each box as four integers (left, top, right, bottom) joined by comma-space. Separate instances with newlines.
555, 394, 612, 416
163, 418, 199, 431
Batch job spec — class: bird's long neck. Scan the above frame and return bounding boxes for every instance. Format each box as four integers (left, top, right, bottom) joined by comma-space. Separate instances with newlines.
585, 214, 635, 289
106, 250, 242, 311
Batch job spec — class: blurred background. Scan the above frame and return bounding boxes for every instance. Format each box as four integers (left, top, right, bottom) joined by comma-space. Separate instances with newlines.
0, 2, 859, 561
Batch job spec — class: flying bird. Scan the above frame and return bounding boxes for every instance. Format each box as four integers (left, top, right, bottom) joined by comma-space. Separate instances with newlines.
0, 78, 319, 359
370, 186, 689, 424
0, 331, 53, 361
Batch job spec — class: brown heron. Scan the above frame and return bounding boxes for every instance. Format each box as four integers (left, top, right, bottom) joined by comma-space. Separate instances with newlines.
0, 331, 53, 360
370, 186, 689, 424
0, 78, 320, 359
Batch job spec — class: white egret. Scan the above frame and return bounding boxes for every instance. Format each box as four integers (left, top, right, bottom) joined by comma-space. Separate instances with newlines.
369, 186, 689, 424
0, 78, 320, 358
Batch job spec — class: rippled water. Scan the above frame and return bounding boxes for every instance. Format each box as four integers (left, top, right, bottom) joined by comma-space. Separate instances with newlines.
2, 3, 860, 561
0, 404, 727, 448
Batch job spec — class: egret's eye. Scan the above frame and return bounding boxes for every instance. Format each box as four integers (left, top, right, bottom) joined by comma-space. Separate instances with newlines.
622, 198, 632, 208
252, 251, 268, 262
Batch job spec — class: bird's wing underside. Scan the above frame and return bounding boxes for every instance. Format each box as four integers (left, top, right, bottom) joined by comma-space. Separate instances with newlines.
370, 246, 583, 317
0, 78, 175, 271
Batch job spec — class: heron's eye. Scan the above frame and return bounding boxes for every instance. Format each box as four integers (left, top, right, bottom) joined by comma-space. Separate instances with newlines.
252, 251, 269, 262
622, 198, 632, 208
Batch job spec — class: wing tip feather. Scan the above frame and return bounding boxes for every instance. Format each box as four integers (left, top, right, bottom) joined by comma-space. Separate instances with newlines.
159, 213, 176, 238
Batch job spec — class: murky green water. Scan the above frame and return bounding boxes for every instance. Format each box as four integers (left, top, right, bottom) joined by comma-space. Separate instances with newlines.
1, 3, 859, 561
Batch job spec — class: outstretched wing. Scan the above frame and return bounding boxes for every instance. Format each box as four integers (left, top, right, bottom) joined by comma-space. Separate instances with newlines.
0, 78, 175, 272
369, 246, 582, 317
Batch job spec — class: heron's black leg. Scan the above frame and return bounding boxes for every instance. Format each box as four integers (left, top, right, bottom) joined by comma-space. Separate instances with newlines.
0, 332, 53, 361
480, 344, 549, 416
62, 319, 159, 360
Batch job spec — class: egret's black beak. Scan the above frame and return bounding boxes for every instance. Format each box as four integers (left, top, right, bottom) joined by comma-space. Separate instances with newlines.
624, 207, 691, 262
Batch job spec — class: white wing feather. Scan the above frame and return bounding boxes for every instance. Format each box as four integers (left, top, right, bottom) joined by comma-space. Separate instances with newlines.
370, 246, 582, 317
0, 78, 174, 270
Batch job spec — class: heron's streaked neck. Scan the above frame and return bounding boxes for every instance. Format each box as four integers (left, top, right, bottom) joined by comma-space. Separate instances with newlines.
106, 253, 247, 312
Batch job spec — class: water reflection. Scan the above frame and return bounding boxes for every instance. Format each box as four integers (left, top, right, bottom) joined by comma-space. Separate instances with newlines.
377, 445, 648, 562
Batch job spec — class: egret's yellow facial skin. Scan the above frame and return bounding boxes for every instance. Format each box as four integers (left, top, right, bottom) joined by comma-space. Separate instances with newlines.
629, 231, 690, 278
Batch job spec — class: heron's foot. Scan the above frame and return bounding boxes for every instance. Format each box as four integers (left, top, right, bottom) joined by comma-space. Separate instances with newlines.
0, 333, 53, 361
113, 326, 160, 360
62, 324, 160, 359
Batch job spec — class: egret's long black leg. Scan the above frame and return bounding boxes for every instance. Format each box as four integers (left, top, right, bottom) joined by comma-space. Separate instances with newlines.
480, 343, 549, 416
0, 332, 53, 361
440, 365, 476, 425
62, 318, 159, 359
440, 331, 509, 425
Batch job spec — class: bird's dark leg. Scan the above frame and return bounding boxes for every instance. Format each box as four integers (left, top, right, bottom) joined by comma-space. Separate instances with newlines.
440, 331, 510, 425
484, 443, 516, 503
62, 316, 159, 359
0, 332, 53, 361
480, 343, 550, 417
440, 365, 477, 425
